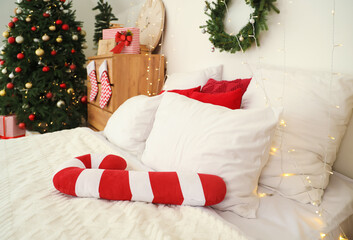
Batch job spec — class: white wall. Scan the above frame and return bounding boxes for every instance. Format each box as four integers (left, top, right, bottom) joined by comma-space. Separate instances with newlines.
160, 0, 353, 79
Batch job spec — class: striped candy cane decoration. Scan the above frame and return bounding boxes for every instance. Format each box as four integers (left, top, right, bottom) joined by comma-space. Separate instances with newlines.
53, 154, 226, 206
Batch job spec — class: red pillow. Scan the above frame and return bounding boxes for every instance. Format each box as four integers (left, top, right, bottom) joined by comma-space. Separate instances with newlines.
201, 78, 251, 94
178, 88, 244, 109
159, 86, 201, 95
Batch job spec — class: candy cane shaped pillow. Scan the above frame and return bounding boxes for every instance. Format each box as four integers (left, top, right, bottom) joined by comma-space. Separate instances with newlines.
53, 154, 226, 206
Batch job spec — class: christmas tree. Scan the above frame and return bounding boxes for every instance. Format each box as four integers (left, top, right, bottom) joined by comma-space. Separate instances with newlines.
0, 0, 87, 133
92, 0, 118, 46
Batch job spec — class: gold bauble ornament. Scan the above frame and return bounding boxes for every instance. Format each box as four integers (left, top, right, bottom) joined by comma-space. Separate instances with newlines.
2, 31, 9, 38
42, 34, 50, 41
1, 51, 5, 55
72, 35, 78, 41
25, 82, 33, 89
80, 30, 86, 36
67, 88, 74, 94
26, 17, 31, 22
56, 36, 63, 43
49, 25, 56, 31
81, 43, 88, 49
35, 48, 44, 56
0, 89, 6, 97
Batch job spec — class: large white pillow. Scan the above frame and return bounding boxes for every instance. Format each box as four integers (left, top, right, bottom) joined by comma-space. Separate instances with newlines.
242, 66, 353, 204
141, 93, 281, 218
163, 65, 223, 90
104, 95, 163, 156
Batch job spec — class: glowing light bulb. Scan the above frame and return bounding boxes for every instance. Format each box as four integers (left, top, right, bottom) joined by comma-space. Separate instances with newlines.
258, 193, 267, 198
339, 235, 348, 240
281, 173, 295, 177
279, 119, 287, 127
329, 136, 336, 140
320, 233, 326, 239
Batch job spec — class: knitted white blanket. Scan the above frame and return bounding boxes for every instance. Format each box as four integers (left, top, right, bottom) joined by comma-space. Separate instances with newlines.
0, 127, 247, 240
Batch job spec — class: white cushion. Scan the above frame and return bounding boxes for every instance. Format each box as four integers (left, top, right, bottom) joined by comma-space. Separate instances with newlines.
163, 65, 223, 90
104, 95, 163, 155
242, 66, 353, 204
141, 93, 281, 218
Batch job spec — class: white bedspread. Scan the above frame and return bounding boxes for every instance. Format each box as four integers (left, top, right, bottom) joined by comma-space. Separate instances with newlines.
0, 128, 247, 240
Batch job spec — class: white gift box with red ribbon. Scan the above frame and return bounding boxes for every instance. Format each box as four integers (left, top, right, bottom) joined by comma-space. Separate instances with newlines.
0, 115, 25, 139
102, 27, 140, 54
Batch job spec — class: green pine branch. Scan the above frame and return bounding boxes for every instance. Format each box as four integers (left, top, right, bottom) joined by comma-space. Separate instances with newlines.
92, 0, 118, 46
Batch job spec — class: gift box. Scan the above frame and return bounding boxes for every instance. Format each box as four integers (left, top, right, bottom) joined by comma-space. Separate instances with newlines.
102, 27, 140, 54
0, 115, 26, 139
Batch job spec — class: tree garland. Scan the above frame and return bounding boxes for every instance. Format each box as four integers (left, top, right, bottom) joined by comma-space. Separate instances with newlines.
200, 0, 280, 53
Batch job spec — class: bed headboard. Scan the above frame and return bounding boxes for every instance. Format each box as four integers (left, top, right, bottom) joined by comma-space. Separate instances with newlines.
334, 111, 353, 179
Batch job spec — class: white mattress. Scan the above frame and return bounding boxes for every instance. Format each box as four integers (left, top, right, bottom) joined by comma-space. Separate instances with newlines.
1, 127, 352, 240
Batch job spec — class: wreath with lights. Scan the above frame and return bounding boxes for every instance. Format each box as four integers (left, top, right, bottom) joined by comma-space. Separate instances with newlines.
201, 0, 280, 53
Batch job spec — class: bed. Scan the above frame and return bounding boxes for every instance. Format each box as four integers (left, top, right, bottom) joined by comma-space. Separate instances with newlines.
1, 66, 353, 240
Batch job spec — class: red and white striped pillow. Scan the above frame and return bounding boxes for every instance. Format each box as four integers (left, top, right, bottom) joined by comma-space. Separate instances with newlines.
53, 154, 226, 206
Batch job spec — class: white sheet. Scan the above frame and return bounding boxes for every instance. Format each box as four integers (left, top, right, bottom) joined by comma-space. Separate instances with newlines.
0, 127, 247, 240
216, 172, 353, 240
1, 127, 352, 240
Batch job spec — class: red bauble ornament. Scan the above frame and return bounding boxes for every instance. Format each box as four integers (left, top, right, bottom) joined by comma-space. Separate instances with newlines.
31, 26, 37, 31
42, 66, 50, 72
51, 50, 57, 56
15, 67, 22, 73
80, 96, 87, 104
62, 24, 69, 31
18, 122, 26, 129
65, 62, 69, 67
60, 0, 66, 2
12, 17, 19, 23
17, 53, 25, 59
69, 64, 76, 70
56, 19, 63, 25
8, 22, 14, 28
77, 27, 81, 31
0, 60, 4, 65
43, 13, 50, 18
6, 82, 14, 89
46, 92, 53, 99
60, 83, 67, 89
71, 49, 76, 54
8, 37, 15, 44
28, 114, 35, 121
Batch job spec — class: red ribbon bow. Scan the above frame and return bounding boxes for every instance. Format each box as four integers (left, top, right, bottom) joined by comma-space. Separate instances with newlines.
110, 31, 133, 54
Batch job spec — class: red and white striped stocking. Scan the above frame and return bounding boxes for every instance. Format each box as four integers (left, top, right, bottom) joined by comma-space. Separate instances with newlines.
53, 154, 226, 206
87, 61, 98, 102
99, 60, 112, 109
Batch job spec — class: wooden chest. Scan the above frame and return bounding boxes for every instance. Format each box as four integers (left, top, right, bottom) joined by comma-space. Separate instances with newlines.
87, 54, 165, 131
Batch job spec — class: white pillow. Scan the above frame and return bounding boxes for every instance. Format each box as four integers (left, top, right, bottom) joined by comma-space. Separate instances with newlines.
163, 65, 223, 90
141, 93, 281, 218
104, 95, 163, 156
242, 66, 353, 204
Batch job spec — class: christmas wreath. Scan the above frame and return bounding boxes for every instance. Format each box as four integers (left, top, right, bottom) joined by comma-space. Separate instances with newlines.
201, 0, 280, 53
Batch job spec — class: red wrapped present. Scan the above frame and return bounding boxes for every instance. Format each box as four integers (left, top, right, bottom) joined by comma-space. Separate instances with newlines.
0, 115, 25, 139
102, 27, 140, 54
